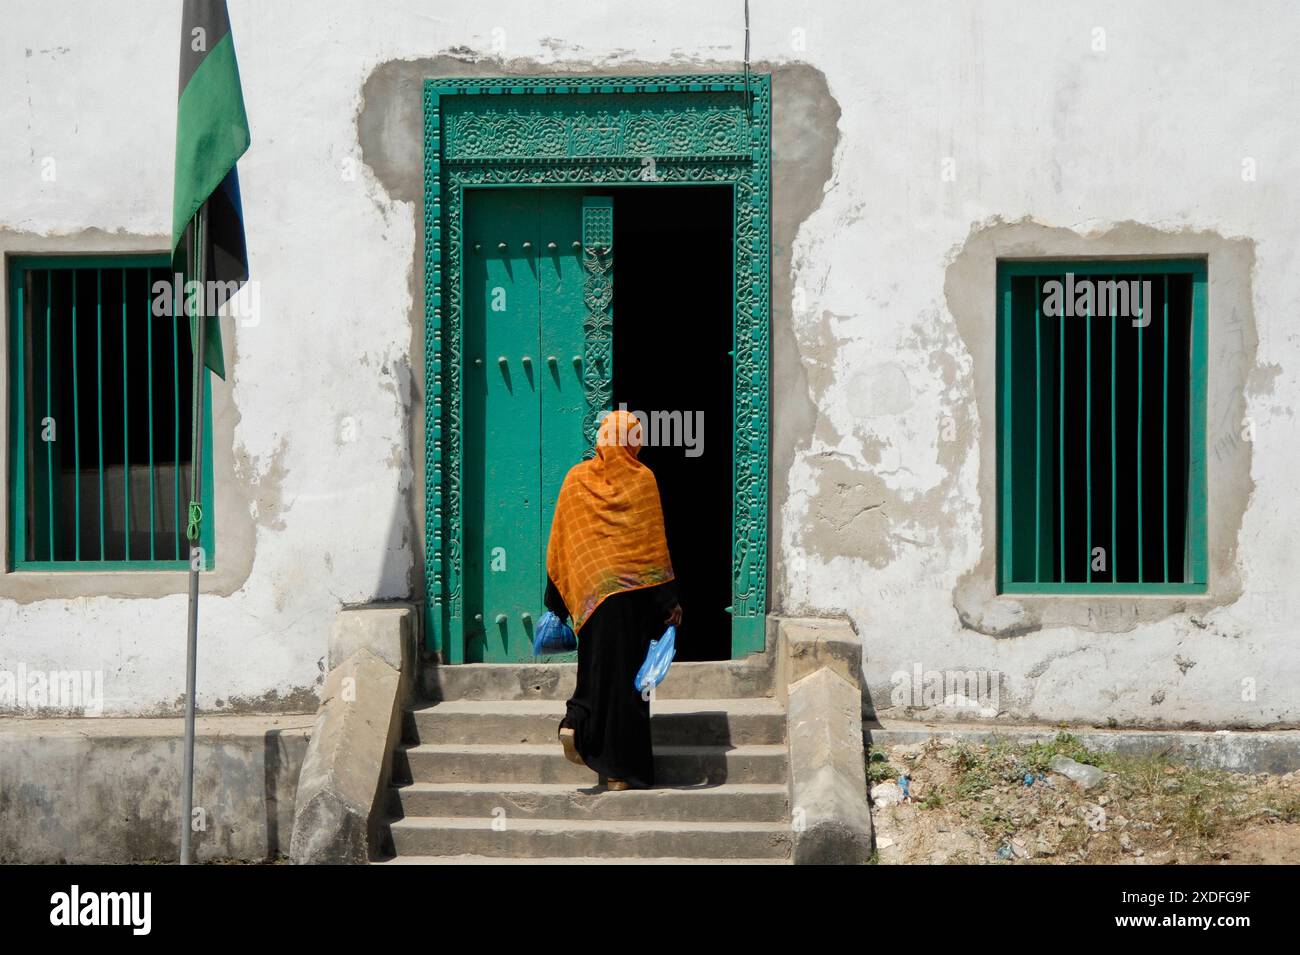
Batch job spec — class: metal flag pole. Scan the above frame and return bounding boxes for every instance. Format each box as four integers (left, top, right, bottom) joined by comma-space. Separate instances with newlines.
743, 0, 751, 113
179, 200, 208, 865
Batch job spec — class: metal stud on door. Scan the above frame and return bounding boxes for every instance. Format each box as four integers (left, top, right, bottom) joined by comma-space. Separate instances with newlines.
462, 189, 542, 661
539, 192, 593, 599
463, 189, 609, 661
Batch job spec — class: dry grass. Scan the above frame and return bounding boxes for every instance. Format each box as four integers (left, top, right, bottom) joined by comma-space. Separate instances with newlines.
868, 733, 1300, 864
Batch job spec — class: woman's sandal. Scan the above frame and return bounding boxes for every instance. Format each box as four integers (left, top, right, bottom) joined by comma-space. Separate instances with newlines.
558, 726, 584, 766
605, 778, 631, 792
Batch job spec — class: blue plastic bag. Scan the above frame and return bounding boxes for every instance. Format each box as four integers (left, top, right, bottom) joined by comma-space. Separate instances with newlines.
634, 625, 677, 693
532, 611, 577, 655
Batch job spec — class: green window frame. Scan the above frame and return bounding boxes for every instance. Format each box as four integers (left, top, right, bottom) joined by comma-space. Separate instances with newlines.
7, 254, 215, 571
997, 259, 1207, 595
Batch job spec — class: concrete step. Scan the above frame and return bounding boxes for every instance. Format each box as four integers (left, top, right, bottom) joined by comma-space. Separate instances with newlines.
422, 659, 775, 703
406, 698, 786, 747
394, 742, 788, 786
387, 781, 789, 822
385, 816, 793, 860
375, 854, 790, 865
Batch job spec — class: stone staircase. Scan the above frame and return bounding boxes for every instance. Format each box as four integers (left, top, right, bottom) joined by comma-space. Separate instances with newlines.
374, 656, 793, 864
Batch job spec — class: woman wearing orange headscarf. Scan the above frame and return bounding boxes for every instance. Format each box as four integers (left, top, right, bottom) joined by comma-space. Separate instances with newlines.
544, 409, 682, 791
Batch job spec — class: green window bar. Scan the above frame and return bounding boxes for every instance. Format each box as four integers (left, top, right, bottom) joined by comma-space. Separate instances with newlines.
997, 259, 1207, 594
7, 255, 215, 571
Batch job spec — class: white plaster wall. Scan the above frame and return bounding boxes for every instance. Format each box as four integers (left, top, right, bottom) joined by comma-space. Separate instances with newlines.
0, 0, 1296, 724
775, 0, 1300, 727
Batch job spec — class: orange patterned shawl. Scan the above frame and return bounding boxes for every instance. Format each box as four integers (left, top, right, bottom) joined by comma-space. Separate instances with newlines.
546, 409, 675, 632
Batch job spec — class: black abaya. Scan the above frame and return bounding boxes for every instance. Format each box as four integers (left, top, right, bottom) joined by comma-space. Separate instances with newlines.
545, 577, 678, 789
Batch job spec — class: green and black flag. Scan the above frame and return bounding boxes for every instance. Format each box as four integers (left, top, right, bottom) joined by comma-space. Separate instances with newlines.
172, 0, 250, 380
173, 0, 250, 866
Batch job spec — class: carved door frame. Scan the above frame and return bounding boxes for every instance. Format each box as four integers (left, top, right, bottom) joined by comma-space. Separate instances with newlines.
422, 74, 772, 662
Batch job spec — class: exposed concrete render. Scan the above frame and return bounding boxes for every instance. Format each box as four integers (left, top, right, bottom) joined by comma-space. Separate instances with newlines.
0, 228, 262, 607
778, 615, 864, 691
355, 55, 840, 640
290, 603, 416, 864
3, 3, 1298, 733
0, 713, 310, 863
779, 617, 873, 864
5, 0, 1300, 872
947, 220, 1260, 639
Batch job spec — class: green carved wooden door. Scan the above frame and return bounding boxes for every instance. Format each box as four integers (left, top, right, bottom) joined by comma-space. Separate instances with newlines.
463, 188, 610, 662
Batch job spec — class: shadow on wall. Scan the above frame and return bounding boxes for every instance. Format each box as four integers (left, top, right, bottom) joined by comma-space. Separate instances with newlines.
263, 728, 285, 855
0, 718, 311, 863
373, 355, 422, 605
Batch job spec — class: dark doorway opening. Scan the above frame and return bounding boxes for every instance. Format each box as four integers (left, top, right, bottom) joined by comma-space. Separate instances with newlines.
611, 185, 734, 661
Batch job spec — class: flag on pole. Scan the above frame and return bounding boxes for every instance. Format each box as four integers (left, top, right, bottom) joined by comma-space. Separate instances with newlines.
171, 0, 250, 380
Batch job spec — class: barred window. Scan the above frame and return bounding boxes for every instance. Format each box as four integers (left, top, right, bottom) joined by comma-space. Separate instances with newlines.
7, 256, 214, 569
997, 260, 1207, 593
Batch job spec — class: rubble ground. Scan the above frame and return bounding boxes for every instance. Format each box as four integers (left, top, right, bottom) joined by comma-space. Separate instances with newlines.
867, 733, 1300, 864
